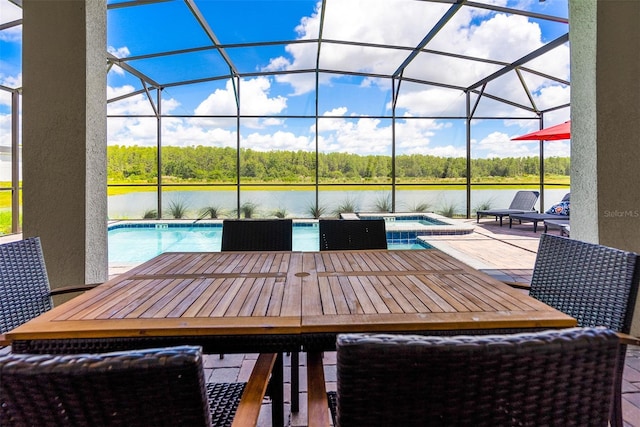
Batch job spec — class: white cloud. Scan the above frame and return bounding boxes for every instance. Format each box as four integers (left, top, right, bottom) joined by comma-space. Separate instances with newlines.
472, 130, 569, 158
0, 0, 22, 43
474, 131, 536, 158
102, 0, 569, 159
107, 85, 180, 116
107, 46, 131, 76
244, 130, 314, 152
194, 77, 287, 124
264, 1, 568, 123
0, 72, 21, 95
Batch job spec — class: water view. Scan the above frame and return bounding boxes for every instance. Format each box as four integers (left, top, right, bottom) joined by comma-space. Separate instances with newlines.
108, 188, 570, 219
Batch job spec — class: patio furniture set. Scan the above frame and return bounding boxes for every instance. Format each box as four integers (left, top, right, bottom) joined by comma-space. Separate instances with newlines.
1, 219, 639, 426
477, 190, 571, 234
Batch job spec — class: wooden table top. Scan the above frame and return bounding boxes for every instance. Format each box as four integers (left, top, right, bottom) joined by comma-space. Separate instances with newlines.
6, 250, 576, 343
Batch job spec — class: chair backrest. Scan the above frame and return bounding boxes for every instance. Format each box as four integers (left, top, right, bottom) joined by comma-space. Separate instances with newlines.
221, 218, 293, 251
0, 237, 52, 334
507, 190, 539, 210
0, 346, 212, 427
530, 234, 640, 333
335, 328, 619, 427
319, 219, 387, 251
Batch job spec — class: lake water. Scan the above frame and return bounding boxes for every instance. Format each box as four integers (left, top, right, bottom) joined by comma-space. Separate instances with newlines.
108, 188, 570, 219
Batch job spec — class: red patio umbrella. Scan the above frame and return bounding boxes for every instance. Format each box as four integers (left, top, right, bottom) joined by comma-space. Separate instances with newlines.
511, 120, 571, 141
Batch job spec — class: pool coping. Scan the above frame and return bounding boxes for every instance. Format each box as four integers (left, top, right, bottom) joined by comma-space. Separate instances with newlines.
109, 213, 475, 236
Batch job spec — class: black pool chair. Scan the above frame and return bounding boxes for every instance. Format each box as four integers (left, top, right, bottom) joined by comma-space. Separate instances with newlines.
221, 218, 293, 251
476, 190, 539, 226
0, 345, 276, 427
319, 219, 387, 250
1, 237, 98, 347
307, 328, 620, 427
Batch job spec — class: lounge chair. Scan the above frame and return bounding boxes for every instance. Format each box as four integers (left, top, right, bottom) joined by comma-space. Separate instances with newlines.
508, 192, 570, 232
543, 218, 570, 236
476, 190, 539, 226
306, 328, 620, 427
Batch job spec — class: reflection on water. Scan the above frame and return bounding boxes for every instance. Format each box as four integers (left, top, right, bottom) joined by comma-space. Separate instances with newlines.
108, 188, 569, 219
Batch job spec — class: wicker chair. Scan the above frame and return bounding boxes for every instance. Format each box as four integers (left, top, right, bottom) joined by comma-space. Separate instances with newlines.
0, 345, 276, 427
0, 237, 98, 346
526, 233, 640, 427
318, 219, 387, 251
307, 328, 620, 427
221, 219, 293, 252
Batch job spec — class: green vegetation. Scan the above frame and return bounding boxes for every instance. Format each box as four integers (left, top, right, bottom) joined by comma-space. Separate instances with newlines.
198, 205, 225, 219
333, 197, 359, 216
0, 147, 570, 227
239, 202, 258, 218
143, 208, 158, 219
374, 194, 392, 213
107, 145, 570, 185
438, 200, 461, 218
405, 201, 431, 212
0, 210, 14, 235
166, 200, 189, 219
473, 199, 495, 213
272, 208, 288, 218
307, 203, 327, 219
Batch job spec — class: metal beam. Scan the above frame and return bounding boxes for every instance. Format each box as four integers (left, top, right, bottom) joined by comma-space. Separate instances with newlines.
392, 0, 466, 78
183, 0, 239, 77
0, 19, 21, 31
107, 52, 161, 87
467, 33, 569, 91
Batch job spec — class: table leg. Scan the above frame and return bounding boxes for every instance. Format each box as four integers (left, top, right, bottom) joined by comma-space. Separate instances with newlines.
271, 352, 284, 427
291, 352, 299, 412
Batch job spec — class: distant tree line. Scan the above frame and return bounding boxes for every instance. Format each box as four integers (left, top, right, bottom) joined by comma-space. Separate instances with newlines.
107, 145, 570, 183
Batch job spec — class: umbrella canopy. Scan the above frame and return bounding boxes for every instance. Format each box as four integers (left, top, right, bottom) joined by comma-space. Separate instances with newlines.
511, 121, 571, 141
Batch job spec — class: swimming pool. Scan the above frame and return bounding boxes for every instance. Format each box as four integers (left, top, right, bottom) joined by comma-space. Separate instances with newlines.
108, 220, 434, 264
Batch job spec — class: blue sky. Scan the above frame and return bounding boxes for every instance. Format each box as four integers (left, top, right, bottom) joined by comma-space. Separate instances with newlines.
1, 0, 571, 164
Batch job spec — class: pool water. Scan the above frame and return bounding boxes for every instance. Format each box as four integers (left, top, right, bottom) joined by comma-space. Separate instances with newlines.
108, 223, 430, 264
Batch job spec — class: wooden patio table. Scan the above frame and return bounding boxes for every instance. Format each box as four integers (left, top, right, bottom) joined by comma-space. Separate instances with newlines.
6, 249, 576, 425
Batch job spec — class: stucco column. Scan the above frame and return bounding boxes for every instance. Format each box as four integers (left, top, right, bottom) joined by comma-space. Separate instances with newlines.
570, 0, 640, 334
22, 1, 108, 294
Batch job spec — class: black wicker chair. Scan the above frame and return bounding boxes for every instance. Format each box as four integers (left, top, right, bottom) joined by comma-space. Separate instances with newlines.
221, 219, 293, 252
0, 345, 276, 427
307, 328, 620, 427
220, 219, 296, 408
318, 219, 387, 250
526, 233, 640, 427
0, 237, 98, 346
